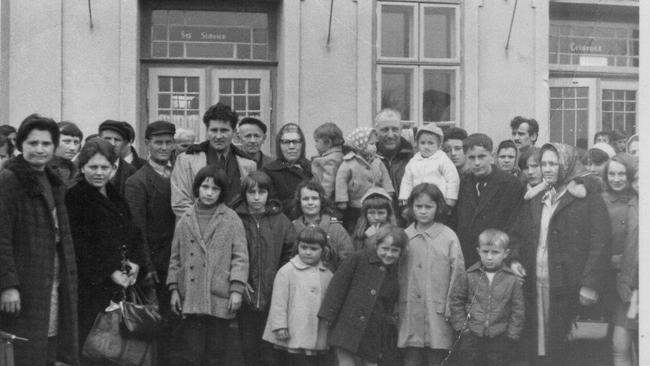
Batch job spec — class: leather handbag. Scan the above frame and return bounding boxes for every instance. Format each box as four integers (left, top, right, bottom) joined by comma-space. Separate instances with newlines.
566, 316, 609, 341
121, 285, 162, 339
82, 304, 154, 366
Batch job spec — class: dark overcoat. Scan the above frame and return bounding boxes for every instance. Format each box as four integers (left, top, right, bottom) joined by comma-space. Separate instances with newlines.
110, 158, 137, 197
65, 178, 147, 342
318, 248, 399, 361
511, 187, 611, 358
454, 166, 524, 266
262, 159, 313, 220
0, 156, 79, 366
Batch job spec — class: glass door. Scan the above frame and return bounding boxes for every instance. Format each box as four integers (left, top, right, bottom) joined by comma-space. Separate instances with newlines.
549, 78, 598, 148
600, 80, 637, 138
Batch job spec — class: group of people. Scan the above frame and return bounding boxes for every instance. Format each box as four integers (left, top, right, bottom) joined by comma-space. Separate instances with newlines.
0, 104, 639, 366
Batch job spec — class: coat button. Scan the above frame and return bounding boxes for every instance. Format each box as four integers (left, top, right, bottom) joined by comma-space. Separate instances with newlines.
370, 289, 377, 296
360, 316, 366, 322
190, 278, 195, 282
190, 252, 194, 256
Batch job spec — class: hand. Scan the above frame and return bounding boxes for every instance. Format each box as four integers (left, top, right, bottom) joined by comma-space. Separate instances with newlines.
170, 289, 182, 315
510, 261, 527, 283
274, 328, 290, 341
336, 202, 347, 211
0, 288, 20, 314
228, 292, 243, 312
579, 286, 598, 306
125, 261, 140, 286
364, 224, 380, 238
145, 271, 160, 285
111, 270, 131, 288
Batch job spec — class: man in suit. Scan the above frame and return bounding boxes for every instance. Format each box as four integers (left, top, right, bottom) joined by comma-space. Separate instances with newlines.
124, 120, 177, 365
99, 120, 137, 196
455, 133, 525, 270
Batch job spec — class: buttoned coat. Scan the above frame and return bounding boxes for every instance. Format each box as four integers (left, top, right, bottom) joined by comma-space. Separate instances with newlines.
171, 142, 256, 216
311, 146, 344, 200
66, 178, 147, 341
377, 137, 414, 198
0, 156, 79, 366
263, 159, 314, 219
335, 152, 394, 208
455, 167, 524, 267
262, 256, 333, 351
398, 222, 465, 349
167, 203, 249, 319
318, 248, 399, 360
110, 158, 137, 197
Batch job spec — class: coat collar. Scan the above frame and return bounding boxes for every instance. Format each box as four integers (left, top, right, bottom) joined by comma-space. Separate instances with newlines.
342, 151, 378, 167
233, 199, 283, 217
317, 146, 343, 158
72, 178, 125, 216
378, 137, 414, 160
466, 261, 515, 276
290, 255, 328, 271
405, 222, 445, 240
4, 155, 64, 197
470, 167, 514, 215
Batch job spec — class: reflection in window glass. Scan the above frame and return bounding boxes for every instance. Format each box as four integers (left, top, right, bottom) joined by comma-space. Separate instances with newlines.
422, 69, 454, 122
381, 5, 413, 58
156, 76, 201, 137
423, 7, 455, 59
381, 68, 413, 121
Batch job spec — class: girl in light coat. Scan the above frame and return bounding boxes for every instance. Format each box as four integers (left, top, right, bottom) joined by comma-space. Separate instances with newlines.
398, 183, 465, 366
263, 226, 334, 365
167, 165, 249, 366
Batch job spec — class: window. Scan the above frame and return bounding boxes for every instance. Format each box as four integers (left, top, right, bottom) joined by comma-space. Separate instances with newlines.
151, 10, 270, 60
377, 2, 460, 128
601, 88, 636, 136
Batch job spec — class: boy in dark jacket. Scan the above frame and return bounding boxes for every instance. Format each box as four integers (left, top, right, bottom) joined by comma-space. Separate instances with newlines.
449, 229, 525, 366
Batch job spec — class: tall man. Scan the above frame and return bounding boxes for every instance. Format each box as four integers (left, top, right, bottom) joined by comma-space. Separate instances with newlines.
99, 120, 137, 196
510, 116, 539, 165
125, 120, 177, 365
455, 133, 524, 268
171, 103, 256, 216
237, 117, 273, 169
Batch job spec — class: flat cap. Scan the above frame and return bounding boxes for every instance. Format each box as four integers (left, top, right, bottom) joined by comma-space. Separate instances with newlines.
99, 120, 130, 140
145, 120, 176, 139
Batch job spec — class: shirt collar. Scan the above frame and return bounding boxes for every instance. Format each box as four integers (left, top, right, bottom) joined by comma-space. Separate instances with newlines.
148, 158, 172, 177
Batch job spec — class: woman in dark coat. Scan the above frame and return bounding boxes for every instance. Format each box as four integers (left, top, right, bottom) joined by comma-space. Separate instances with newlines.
511, 143, 611, 366
0, 115, 79, 366
65, 138, 147, 354
262, 123, 313, 219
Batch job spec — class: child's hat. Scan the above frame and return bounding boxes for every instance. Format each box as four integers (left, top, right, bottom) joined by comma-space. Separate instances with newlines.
415, 124, 443, 141
361, 187, 392, 204
346, 127, 375, 152
590, 142, 616, 158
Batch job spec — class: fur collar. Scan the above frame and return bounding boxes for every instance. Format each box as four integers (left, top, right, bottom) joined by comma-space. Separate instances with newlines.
185, 141, 250, 159
4, 155, 63, 197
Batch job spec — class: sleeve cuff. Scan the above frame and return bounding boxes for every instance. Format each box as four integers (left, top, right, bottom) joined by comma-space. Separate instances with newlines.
230, 280, 245, 294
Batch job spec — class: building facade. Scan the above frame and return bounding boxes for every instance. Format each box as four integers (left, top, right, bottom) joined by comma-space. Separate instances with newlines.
0, 0, 639, 155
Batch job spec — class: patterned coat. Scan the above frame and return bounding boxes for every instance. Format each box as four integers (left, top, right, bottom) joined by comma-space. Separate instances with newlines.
0, 156, 79, 366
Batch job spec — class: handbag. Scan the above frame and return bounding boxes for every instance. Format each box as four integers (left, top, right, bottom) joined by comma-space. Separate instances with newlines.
565, 315, 609, 341
82, 303, 154, 366
121, 285, 162, 339
0, 331, 28, 366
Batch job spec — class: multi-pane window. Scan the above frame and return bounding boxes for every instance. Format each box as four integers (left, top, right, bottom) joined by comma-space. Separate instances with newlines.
549, 87, 590, 146
218, 79, 263, 118
155, 76, 202, 132
601, 89, 636, 136
151, 10, 269, 60
549, 21, 639, 68
377, 2, 460, 127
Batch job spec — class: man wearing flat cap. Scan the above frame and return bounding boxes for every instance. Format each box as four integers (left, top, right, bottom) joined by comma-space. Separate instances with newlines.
124, 120, 177, 365
122, 121, 148, 170
98, 120, 138, 196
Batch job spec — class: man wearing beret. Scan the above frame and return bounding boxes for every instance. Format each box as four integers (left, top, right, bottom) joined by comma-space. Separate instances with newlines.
124, 120, 177, 365
122, 121, 148, 170
98, 120, 138, 196
237, 117, 274, 169
171, 103, 256, 216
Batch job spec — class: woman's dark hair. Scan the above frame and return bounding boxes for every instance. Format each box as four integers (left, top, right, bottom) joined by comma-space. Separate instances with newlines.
374, 224, 408, 250
240, 170, 274, 199
0, 134, 14, 156
275, 123, 307, 163
58, 121, 84, 140
406, 183, 448, 223
293, 180, 335, 218
202, 103, 238, 130
15, 114, 60, 152
352, 193, 396, 243
604, 154, 637, 194
192, 165, 229, 203
0, 124, 16, 136
297, 225, 330, 249
77, 137, 118, 168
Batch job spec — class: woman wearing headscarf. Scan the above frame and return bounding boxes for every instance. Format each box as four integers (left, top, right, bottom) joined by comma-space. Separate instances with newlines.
65, 138, 148, 358
601, 154, 638, 366
510, 143, 611, 365
262, 123, 313, 219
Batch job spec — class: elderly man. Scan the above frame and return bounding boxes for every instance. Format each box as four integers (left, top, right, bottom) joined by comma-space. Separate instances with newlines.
237, 117, 273, 169
171, 102, 256, 216
375, 109, 414, 199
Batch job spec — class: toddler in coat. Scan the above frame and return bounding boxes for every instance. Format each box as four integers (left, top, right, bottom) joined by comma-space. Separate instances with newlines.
318, 224, 407, 366
262, 225, 334, 366
399, 124, 459, 208
311, 122, 345, 201
398, 183, 465, 366
448, 229, 524, 366
335, 127, 394, 232
167, 166, 249, 365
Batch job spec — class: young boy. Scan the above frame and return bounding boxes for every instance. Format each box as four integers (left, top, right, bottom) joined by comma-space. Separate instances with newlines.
449, 229, 525, 366
398, 124, 459, 207
311, 122, 345, 200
